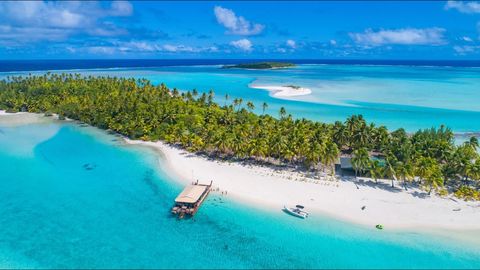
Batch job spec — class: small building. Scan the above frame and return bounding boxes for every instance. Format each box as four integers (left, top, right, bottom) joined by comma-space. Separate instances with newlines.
336, 154, 386, 176
171, 180, 212, 218
340, 156, 353, 170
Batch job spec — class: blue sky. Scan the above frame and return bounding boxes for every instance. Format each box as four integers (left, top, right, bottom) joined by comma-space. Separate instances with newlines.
1, 1, 480, 59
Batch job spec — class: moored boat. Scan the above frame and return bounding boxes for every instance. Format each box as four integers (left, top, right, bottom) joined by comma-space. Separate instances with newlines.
283, 205, 309, 219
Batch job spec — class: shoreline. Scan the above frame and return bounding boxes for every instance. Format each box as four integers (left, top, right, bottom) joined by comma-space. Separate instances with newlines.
124, 138, 480, 232
2, 111, 480, 234
249, 84, 312, 97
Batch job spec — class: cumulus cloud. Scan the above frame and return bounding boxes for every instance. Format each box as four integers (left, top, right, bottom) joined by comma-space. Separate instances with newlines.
286, 39, 296, 49
163, 44, 198, 52
453, 45, 480, 55
445, 1, 480, 13
0, 1, 133, 44
110, 1, 133, 16
88, 46, 119, 55
230, 38, 253, 51
214, 6, 264, 35
163, 44, 218, 53
0, 25, 72, 46
83, 41, 219, 55
349, 28, 446, 46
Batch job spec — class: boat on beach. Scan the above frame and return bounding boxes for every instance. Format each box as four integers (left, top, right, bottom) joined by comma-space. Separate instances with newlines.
283, 205, 309, 219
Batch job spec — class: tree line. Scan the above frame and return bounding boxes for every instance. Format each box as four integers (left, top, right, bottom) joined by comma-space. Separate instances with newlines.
0, 73, 479, 200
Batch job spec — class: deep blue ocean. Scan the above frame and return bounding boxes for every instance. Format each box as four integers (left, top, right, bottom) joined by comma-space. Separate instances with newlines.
2, 59, 480, 72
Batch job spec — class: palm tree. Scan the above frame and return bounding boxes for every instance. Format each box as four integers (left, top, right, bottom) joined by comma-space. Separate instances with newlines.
395, 161, 414, 190
416, 156, 431, 178
351, 148, 369, 178
246, 101, 255, 112
467, 136, 479, 151
224, 93, 229, 106
305, 142, 322, 170
207, 90, 214, 104
323, 141, 340, 176
384, 154, 398, 188
424, 161, 444, 195
332, 122, 348, 147
368, 159, 384, 184
232, 98, 239, 109
279, 107, 287, 119
262, 102, 268, 115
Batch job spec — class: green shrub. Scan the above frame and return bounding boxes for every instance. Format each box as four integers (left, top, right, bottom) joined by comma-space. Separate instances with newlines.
454, 186, 480, 201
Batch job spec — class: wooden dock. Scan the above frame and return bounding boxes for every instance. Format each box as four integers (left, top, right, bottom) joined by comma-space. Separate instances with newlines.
171, 180, 212, 219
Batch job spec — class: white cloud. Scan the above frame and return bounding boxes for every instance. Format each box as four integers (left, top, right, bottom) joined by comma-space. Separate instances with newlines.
124, 41, 160, 52
286, 39, 296, 49
87, 46, 117, 55
277, 47, 287, 53
0, 1, 85, 29
162, 44, 217, 53
0, 1, 133, 44
453, 45, 480, 55
330, 39, 337, 45
0, 24, 70, 45
162, 44, 195, 52
230, 38, 253, 51
462, 36, 473, 42
110, 1, 133, 16
349, 28, 446, 46
83, 42, 219, 55
214, 6, 264, 35
445, 1, 480, 13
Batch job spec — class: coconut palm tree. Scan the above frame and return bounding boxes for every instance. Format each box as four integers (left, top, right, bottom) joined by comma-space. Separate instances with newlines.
384, 154, 398, 188
351, 148, 369, 178
368, 159, 384, 184
424, 161, 444, 195
207, 90, 214, 105
224, 93, 229, 106
262, 102, 268, 115
246, 101, 255, 112
279, 107, 287, 119
466, 136, 479, 151
395, 161, 414, 190
323, 141, 340, 176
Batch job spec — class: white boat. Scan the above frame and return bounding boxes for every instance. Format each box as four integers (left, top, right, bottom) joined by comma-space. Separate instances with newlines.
283, 205, 309, 219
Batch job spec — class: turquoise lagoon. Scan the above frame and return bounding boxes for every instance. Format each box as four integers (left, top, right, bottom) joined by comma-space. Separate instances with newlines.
4, 63, 480, 133
1, 116, 480, 268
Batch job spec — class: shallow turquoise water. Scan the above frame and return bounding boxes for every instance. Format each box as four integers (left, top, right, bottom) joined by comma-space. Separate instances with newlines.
3, 64, 480, 132
1, 118, 480, 268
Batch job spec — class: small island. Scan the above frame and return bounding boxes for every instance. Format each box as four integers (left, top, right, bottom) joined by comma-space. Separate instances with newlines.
283, 85, 301, 89
222, 62, 296, 69
250, 84, 312, 97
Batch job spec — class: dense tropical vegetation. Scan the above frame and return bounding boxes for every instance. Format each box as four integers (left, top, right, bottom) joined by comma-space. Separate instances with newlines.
0, 73, 479, 200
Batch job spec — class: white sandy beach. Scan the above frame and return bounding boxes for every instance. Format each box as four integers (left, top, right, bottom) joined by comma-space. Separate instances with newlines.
126, 139, 480, 232
0, 110, 49, 126
2, 111, 479, 232
250, 85, 312, 97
